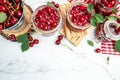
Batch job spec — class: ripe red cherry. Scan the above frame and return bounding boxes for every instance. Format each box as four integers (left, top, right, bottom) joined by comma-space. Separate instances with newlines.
55, 4, 59, 8
52, 22, 57, 27
114, 27, 120, 35
0, 5, 7, 12
29, 42, 34, 47
58, 35, 63, 40
0, 24, 3, 31
15, 10, 23, 18
55, 39, 61, 45
6, 22, 12, 28
28, 36, 33, 41
8, 34, 16, 41
14, 0, 21, 3
10, 17, 18, 25
95, 48, 101, 53
33, 39, 39, 44
0, 0, 6, 5
117, 19, 120, 23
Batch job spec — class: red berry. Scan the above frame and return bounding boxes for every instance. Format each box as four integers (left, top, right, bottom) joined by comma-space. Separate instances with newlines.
15, 10, 23, 18
55, 4, 59, 8
55, 39, 61, 45
28, 36, 33, 41
5, 22, 11, 28
8, 34, 16, 41
10, 17, 18, 25
114, 27, 120, 34
58, 35, 63, 40
0, 5, 7, 12
29, 42, 34, 47
95, 48, 101, 53
51, 1, 55, 5
0, 0, 6, 4
117, 19, 120, 23
33, 39, 39, 44
52, 22, 57, 27
14, 0, 21, 3
0, 24, 3, 31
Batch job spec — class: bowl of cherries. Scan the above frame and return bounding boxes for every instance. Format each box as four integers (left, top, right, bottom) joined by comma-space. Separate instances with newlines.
32, 3, 62, 36
0, 0, 24, 31
67, 3, 91, 31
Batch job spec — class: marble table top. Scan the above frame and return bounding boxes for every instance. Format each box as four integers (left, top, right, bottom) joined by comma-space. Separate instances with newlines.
0, 0, 120, 80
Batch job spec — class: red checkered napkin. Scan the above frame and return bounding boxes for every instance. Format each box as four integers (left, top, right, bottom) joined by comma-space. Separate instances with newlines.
101, 41, 120, 55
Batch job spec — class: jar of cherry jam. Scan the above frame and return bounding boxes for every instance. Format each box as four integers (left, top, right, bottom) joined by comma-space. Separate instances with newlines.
32, 5, 62, 36
67, 3, 91, 32
95, 20, 120, 42
93, 0, 119, 16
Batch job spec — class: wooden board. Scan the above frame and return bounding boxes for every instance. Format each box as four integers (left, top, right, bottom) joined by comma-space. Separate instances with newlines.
0, 4, 33, 39
59, 3, 92, 46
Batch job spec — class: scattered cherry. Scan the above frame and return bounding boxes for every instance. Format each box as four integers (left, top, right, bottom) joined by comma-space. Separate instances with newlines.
51, 1, 55, 5
28, 36, 33, 41
95, 48, 101, 53
33, 39, 39, 44
58, 35, 63, 40
55, 39, 61, 45
29, 42, 34, 47
55, 4, 59, 8
8, 34, 16, 41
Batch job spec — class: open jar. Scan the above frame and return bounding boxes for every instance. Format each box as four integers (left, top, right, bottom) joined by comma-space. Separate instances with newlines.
32, 5, 62, 36
67, 3, 91, 32
93, 0, 119, 16
0, 0, 24, 30
95, 20, 120, 42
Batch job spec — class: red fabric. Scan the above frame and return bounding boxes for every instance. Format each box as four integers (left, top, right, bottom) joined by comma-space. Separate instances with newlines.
101, 41, 120, 55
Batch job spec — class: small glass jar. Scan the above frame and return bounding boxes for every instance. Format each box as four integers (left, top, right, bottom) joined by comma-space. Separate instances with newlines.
32, 5, 62, 36
93, 0, 119, 16
95, 20, 120, 42
67, 3, 90, 32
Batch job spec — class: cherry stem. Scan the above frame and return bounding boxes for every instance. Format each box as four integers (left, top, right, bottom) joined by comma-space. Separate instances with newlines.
4, 4, 14, 17
6, 0, 17, 12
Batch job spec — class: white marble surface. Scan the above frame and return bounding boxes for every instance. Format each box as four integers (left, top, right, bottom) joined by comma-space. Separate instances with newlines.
0, 0, 120, 80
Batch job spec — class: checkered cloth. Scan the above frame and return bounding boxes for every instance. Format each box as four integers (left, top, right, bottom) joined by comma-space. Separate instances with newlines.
101, 41, 120, 55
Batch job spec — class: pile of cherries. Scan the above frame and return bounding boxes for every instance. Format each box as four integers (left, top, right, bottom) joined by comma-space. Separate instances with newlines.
69, 4, 90, 26
34, 2, 60, 31
0, 0, 23, 30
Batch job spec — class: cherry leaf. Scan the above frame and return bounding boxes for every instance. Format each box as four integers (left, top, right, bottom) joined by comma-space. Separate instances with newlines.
87, 40, 94, 46
47, 1, 54, 7
107, 56, 110, 64
90, 17, 98, 27
18, 33, 28, 43
95, 14, 104, 23
21, 41, 29, 52
0, 12, 7, 23
87, 4, 94, 12
115, 40, 120, 53
106, 16, 116, 20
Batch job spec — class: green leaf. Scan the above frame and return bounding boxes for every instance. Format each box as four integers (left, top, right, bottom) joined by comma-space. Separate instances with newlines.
21, 41, 29, 52
107, 56, 110, 64
17, 33, 28, 43
90, 17, 98, 27
106, 16, 116, 20
47, 1, 54, 7
87, 40, 94, 46
0, 12, 7, 23
115, 40, 120, 53
112, 9, 117, 14
95, 14, 104, 23
87, 4, 94, 12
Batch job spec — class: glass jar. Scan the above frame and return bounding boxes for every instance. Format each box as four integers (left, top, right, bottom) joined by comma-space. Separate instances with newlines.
95, 20, 120, 42
67, 3, 90, 32
32, 5, 62, 36
93, 0, 119, 16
